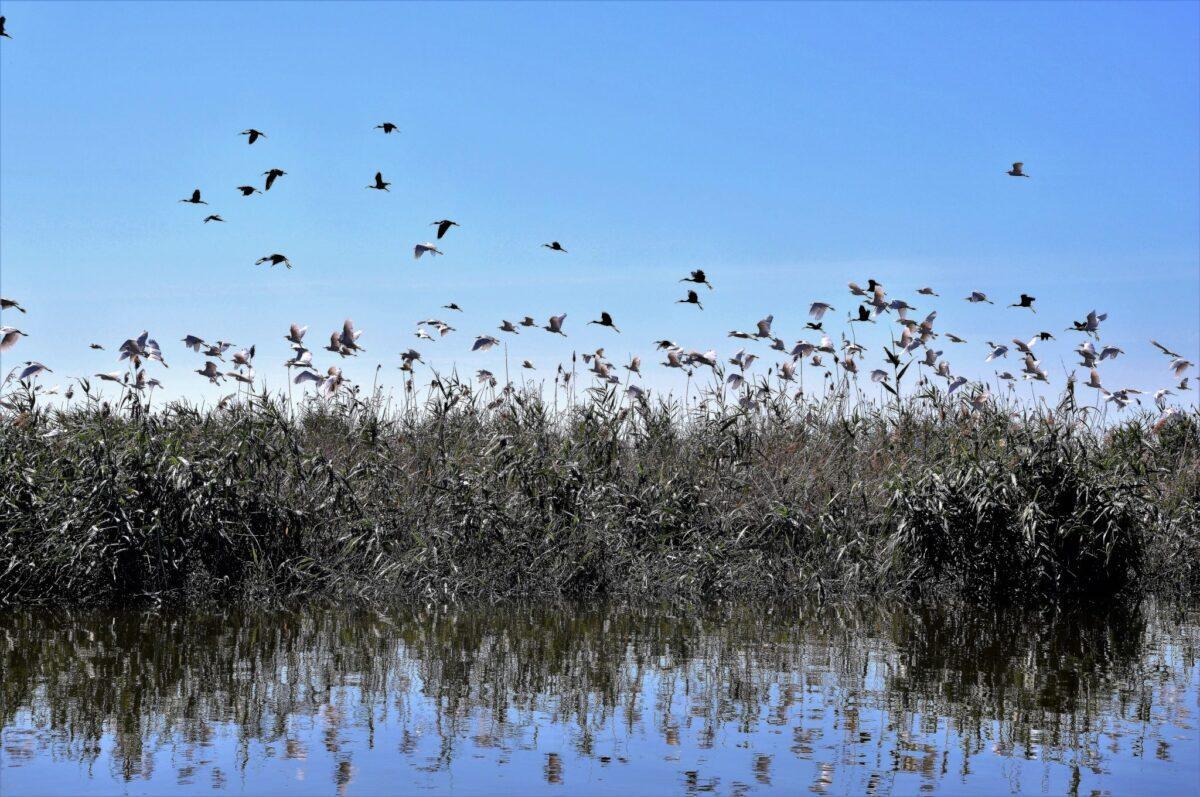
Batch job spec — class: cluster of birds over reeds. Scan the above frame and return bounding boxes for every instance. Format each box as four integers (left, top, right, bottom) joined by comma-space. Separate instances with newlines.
0, 17, 1194, 423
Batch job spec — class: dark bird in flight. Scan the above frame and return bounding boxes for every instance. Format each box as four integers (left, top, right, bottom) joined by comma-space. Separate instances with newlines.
375, 122, 400, 134
240, 129, 266, 145
236, 185, 261, 196
89, 343, 104, 350
443, 302, 463, 312
432, 219, 459, 239
203, 214, 225, 223
368, 171, 391, 191
588, 311, 621, 333
542, 241, 567, 253
1007, 162, 1030, 178
681, 269, 713, 290
256, 253, 291, 269
1, 298, 26, 313
676, 290, 703, 310
0, 17, 11, 39
179, 189, 207, 205
263, 169, 286, 191
806, 322, 824, 331
852, 305, 874, 323
1010, 294, 1036, 311
1152, 340, 1181, 358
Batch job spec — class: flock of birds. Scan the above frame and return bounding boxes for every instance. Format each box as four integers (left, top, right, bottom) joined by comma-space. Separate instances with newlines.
0, 17, 1194, 422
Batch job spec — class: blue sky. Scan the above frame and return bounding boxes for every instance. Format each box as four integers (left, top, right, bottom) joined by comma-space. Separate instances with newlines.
1, 1, 1197, 404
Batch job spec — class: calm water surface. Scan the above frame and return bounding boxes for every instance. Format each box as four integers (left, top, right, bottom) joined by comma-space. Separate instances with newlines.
1, 603, 1196, 796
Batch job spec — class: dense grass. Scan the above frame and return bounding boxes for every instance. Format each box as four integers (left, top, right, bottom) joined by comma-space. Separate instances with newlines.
1, 380, 1197, 606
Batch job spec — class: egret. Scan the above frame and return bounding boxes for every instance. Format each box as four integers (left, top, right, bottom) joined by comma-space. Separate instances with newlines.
1, 327, 27, 351
414, 243, 443, 260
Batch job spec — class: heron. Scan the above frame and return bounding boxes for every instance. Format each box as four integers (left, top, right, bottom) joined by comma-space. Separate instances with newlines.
179, 189, 207, 205
522, 360, 535, 370
681, 269, 713, 289
852, 305, 874, 323
182, 334, 205, 352
473, 335, 500, 352
1007, 162, 1029, 177
1151, 340, 1182, 358
414, 243, 443, 259
203, 214, 225, 223
1085, 369, 1104, 390
237, 185, 262, 196
1099, 345, 1124, 361
432, 220, 459, 239
240, 129, 266, 144
519, 317, 537, 327
965, 292, 993, 304
499, 320, 520, 334
0, 298, 25, 313
544, 314, 568, 336
0, 327, 24, 351
589, 312, 621, 333
917, 287, 939, 296
946, 333, 967, 344
95, 371, 126, 384
18, 362, 51, 381
284, 324, 307, 346
339, 319, 365, 353
263, 168, 286, 190
256, 253, 291, 269
375, 122, 400, 134
624, 355, 642, 375
0, 16, 11, 38
1171, 358, 1193, 377
367, 171, 391, 191
542, 241, 568, 253
809, 302, 835, 320
89, 343, 104, 350
676, 290, 703, 309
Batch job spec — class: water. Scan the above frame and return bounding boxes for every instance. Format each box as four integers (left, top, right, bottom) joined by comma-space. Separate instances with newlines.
1, 604, 1196, 796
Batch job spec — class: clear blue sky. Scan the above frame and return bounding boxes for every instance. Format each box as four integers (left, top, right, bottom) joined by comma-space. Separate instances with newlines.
1, 1, 1197, 404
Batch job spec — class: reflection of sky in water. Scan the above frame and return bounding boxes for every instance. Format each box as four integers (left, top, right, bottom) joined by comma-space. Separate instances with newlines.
1, 604, 1197, 796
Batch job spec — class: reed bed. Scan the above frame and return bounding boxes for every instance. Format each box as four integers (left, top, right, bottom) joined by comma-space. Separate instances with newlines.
0, 379, 1197, 607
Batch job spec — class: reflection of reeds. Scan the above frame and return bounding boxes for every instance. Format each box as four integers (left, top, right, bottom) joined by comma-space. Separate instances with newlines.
0, 604, 1194, 788
0, 379, 1197, 605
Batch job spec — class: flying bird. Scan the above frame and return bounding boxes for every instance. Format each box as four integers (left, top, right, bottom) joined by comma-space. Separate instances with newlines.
256, 253, 291, 269
263, 169, 286, 191
1007, 162, 1030, 177
432, 220, 459, 239
0, 16, 11, 38
414, 243, 443, 260
1, 327, 27, 352
809, 302, 835, 320
1, 298, 25, 313
368, 171, 390, 191
236, 185, 261, 196
917, 287, 939, 296
677, 290, 703, 310
965, 292, 994, 304
544, 314, 568, 336
542, 241, 567, 253
375, 122, 400, 134
1151, 340, 1181, 358
588, 312, 621, 333
89, 343, 105, 350
681, 269, 713, 289
472, 335, 501, 352
240, 129, 266, 144
1009, 294, 1036, 311
179, 189, 207, 205
203, 214, 224, 223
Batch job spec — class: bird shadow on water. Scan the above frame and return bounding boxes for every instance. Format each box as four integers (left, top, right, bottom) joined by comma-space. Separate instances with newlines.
0, 600, 1197, 795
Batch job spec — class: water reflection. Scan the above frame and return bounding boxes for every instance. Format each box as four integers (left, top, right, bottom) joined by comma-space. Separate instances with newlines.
1, 603, 1196, 795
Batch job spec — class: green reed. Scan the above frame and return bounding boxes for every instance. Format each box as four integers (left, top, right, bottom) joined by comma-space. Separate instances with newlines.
0, 378, 1196, 606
